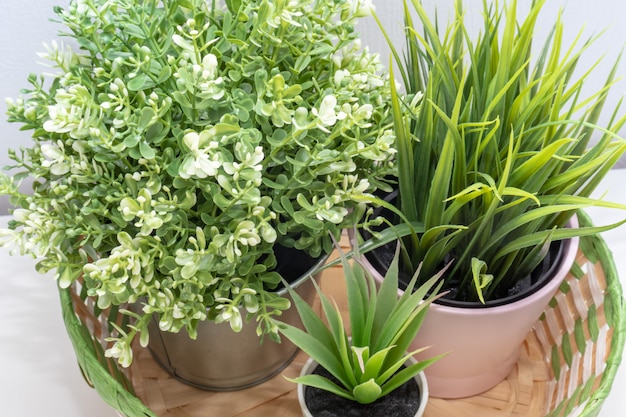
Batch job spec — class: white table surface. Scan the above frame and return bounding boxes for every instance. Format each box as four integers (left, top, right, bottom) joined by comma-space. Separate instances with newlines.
1, 170, 625, 416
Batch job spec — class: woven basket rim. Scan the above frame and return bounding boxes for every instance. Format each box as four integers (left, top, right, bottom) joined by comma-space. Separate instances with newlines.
58, 210, 625, 417
577, 211, 626, 415
59, 284, 157, 417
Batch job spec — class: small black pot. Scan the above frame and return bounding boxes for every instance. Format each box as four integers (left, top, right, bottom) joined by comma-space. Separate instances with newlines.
297, 357, 428, 417
273, 243, 324, 286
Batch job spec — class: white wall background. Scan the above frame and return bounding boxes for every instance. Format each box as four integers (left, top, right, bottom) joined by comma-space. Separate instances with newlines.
1, 0, 625, 213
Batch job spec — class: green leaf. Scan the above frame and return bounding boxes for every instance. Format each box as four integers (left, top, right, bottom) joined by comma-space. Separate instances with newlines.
157, 65, 172, 83
361, 346, 394, 382
294, 55, 311, 73
225, 0, 242, 13
343, 251, 368, 345
309, 43, 333, 56
124, 23, 147, 39
124, 134, 141, 148
127, 73, 150, 91
379, 354, 444, 397
171, 91, 192, 108
212, 193, 232, 209
76, 37, 98, 52
497, 219, 626, 257
370, 243, 402, 342
288, 374, 353, 401
315, 281, 358, 388
278, 319, 349, 389
471, 257, 493, 304
389, 61, 417, 224
296, 193, 313, 210
137, 107, 155, 131
351, 346, 369, 377
352, 379, 382, 405
139, 142, 156, 160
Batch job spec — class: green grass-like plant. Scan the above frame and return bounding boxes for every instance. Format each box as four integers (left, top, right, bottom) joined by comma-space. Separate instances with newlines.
372, 0, 626, 302
276, 241, 444, 405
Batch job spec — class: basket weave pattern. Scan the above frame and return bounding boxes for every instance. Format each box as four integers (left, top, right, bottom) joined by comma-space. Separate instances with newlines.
540, 235, 624, 417
60, 213, 624, 417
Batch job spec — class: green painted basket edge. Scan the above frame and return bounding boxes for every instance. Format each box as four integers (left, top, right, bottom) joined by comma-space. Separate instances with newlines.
575, 211, 626, 417
58, 286, 157, 417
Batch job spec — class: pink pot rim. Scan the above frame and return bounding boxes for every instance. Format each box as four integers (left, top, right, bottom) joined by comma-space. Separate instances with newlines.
353, 215, 580, 315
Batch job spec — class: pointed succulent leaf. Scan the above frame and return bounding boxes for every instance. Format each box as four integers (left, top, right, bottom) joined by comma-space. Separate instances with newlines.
288, 374, 353, 401
352, 378, 383, 405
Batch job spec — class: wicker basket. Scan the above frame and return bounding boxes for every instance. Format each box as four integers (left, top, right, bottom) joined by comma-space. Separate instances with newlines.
59, 212, 625, 417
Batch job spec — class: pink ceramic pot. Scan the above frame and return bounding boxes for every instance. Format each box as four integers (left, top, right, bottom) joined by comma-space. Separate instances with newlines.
354, 217, 580, 399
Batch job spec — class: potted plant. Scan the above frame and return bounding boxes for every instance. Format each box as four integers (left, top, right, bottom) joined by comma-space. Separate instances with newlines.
357, 0, 626, 398
276, 239, 445, 417
0, 0, 396, 389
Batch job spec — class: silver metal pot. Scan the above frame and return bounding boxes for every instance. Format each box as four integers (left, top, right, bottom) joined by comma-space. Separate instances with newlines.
147, 251, 328, 391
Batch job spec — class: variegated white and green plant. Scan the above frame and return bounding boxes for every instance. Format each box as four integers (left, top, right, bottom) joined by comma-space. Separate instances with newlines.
276, 242, 444, 405
369, 0, 626, 303
0, 0, 396, 367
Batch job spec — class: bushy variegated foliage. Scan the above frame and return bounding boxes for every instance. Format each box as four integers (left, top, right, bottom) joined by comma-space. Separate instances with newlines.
1, 0, 395, 366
